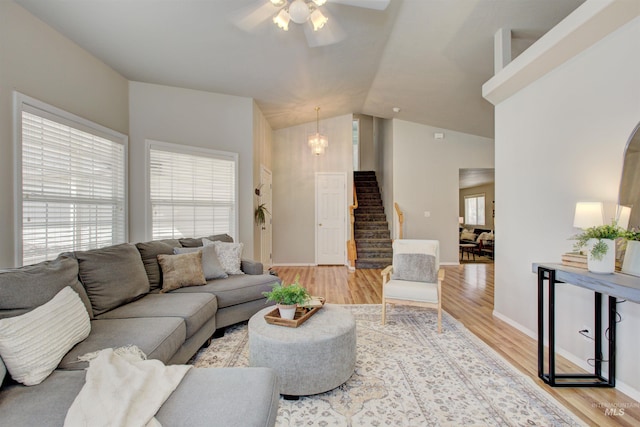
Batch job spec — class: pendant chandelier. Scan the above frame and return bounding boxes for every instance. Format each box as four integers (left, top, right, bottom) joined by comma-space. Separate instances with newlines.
308, 107, 328, 156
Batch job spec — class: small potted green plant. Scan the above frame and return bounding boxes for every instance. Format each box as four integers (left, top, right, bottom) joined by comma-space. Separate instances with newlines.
254, 203, 269, 227
572, 222, 625, 274
262, 276, 310, 320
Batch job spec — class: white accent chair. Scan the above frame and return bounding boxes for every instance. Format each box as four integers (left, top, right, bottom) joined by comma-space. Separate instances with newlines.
381, 239, 445, 333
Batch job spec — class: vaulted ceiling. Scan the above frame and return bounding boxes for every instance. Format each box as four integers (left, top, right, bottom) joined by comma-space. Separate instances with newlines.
16, 0, 585, 138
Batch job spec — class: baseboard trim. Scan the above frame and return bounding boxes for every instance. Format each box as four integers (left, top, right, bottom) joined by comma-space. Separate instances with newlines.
492, 310, 640, 402
271, 263, 317, 267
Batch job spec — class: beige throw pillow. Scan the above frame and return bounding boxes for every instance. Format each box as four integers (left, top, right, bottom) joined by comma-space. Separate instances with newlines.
0, 286, 91, 386
157, 252, 207, 293
203, 239, 244, 275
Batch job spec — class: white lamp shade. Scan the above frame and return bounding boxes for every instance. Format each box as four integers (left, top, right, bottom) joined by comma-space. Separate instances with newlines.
310, 9, 328, 31
616, 205, 632, 229
273, 8, 290, 30
573, 202, 604, 229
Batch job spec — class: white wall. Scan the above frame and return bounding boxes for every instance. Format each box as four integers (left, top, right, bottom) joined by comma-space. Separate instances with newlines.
272, 114, 353, 265
128, 82, 256, 256
392, 120, 494, 263
0, 1, 129, 267
380, 119, 395, 238
493, 16, 640, 396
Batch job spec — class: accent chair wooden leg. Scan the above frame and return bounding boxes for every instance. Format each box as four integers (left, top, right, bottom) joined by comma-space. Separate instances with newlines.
381, 300, 386, 325
437, 308, 442, 334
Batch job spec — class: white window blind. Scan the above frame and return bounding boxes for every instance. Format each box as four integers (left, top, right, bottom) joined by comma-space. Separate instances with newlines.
20, 104, 126, 265
464, 194, 486, 226
148, 142, 237, 240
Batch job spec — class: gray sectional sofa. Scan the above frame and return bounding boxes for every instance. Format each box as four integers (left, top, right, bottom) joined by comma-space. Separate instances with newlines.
0, 234, 281, 426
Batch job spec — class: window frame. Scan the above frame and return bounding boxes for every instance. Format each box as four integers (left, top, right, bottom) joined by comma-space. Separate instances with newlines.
464, 193, 486, 226
13, 92, 129, 267
145, 139, 239, 241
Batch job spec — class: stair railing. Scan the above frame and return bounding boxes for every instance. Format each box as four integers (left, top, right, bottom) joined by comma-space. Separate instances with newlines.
347, 183, 358, 268
394, 202, 404, 240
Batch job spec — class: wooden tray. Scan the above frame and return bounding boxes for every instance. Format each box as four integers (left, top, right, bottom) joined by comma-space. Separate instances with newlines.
264, 297, 325, 328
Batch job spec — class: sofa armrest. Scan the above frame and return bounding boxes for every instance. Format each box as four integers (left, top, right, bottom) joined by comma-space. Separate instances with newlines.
241, 259, 264, 275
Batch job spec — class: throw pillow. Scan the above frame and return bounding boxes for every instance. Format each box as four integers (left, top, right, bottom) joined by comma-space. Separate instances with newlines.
157, 252, 207, 293
0, 286, 91, 386
0, 356, 5, 388
173, 246, 228, 280
460, 231, 477, 242
75, 243, 150, 316
135, 239, 181, 292
391, 253, 437, 283
203, 239, 244, 275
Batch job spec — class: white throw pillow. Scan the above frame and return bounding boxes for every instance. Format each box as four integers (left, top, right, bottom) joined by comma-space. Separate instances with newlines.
203, 238, 244, 275
0, 286, 91, 386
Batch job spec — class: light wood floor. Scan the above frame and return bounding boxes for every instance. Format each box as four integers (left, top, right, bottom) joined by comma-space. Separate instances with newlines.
272, 263, 640, 427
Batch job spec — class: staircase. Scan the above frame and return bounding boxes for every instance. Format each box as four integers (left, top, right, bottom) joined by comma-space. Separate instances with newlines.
353, 171, 392, 269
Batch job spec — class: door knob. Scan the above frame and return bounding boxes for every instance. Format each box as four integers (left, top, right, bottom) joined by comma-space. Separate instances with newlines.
319, 224, 323, 227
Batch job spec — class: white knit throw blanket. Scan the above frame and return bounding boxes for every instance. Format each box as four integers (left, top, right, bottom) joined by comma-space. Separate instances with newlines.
64, 346, 191, 427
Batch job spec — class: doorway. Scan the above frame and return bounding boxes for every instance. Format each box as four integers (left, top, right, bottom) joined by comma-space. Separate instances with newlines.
459, 168, 495, 264
316, 172, 347, 265
260, 166, 273, 269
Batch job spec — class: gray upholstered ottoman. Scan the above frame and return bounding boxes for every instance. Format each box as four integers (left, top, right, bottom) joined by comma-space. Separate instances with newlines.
248, 304, 356, 397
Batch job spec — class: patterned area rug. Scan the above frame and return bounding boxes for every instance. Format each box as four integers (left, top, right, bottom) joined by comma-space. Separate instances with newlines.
190, 305, 585, 426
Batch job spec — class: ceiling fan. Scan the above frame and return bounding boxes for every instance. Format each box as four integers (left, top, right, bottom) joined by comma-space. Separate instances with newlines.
231, 0, 391, 47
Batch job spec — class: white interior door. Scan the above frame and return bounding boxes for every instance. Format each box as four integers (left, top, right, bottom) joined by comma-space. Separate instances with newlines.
260, 166, 272, 269
316, 173, 346, 265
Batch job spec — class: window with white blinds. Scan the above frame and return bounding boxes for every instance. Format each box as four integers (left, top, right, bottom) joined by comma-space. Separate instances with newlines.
464, 194, 486, 226
18, 97, 127, 266
148, 141, 238, 241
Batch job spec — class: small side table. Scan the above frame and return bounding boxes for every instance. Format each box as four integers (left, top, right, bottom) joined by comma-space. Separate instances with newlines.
248, 304, 356, 397
459, 243, 477, 261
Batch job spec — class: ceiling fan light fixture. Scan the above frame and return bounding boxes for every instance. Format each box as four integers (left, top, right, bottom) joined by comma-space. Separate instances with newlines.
273, 8, 290, 31
312, 0, 328, 6
310, 9, 328, 31
289, 0, 311, 24
270, 0, 287, 6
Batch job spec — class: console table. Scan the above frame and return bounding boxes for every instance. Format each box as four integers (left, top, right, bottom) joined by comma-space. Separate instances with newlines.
533, 263, 640, 387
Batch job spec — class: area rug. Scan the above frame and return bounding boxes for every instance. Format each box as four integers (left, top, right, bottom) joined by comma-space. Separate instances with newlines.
190, 305, 585, 426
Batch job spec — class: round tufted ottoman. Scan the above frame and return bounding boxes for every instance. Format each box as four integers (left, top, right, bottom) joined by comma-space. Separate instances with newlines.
248, 304, 356, 397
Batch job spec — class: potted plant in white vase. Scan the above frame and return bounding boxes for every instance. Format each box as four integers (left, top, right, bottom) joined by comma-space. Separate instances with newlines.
262, 276, 310, 320
572, 222, 624, 274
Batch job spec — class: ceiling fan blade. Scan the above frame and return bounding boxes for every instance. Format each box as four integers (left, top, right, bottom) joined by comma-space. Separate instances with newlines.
229, 1, 277, 33
303, 12, 346, 47
327, 0, 390, 10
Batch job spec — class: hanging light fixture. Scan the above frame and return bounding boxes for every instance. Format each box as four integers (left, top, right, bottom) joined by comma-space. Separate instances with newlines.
308, 107, 328, 156
271, 0, 328, 32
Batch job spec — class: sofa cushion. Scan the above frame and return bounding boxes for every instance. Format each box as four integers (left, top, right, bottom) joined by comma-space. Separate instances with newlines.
0, 369, 86, 427
179, 233, 233, 248
156, 367, 279, 427
0, 256, 93, 319
173, 274, 277, 309
158, 252, 207, 292
74, 243, 149, 315
135, 239, 181, 292
0, 287, 90, 386
173, 245, 228, 280
204, 240, 244, 275
95, 293, 217, 339
58, 317, 185, 370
